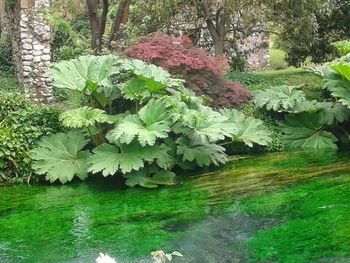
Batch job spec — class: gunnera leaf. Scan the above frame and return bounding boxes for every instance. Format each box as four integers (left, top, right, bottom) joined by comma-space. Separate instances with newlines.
59, 106, 112, 128
318, 102, 350, 125
106, 100, 172, 146
253, 85, 306, 112
31, 131, 90, 183
49, 55, 119, 93
220, 109, 272, 147
324, 62, 350, 109
120, 58, 183, 92
176, 137, 227, 167
279, 111, 338, 150
173, 106, 234, 143
120, 77, 150, 101
88, 143, 144, 176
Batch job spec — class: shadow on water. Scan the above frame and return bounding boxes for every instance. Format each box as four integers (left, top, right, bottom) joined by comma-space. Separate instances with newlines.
0, 151, 350, 262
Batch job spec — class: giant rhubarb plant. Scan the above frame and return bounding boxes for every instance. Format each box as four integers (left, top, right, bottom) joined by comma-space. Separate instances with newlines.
31, 55, 271, 187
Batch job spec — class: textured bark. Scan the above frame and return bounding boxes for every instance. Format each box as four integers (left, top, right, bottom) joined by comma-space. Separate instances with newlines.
108, 0, 130, 48
197, 2, 230, 57
86, 0, 99, 52
97, 0, 109, 51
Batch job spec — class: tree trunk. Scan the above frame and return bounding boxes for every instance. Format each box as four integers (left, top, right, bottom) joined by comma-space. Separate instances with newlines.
108, 0, 130, 49
213, 37, 225, 56
206, 19, 225, 57
86, 0, 99, 53
97, 0, 109, 51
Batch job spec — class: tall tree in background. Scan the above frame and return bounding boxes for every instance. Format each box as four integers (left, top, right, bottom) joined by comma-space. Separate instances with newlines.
192, 0, 272, 57
128, 0, 272, 57
86, 0, 130, 52
108, 0, 130, 48
274, 0, 350, 66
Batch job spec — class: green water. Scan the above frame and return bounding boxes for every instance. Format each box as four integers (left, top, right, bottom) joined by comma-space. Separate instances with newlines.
0, 151, 350, 263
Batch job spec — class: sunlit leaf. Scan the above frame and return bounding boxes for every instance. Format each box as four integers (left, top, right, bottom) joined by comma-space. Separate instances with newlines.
59, 106, 112, 128
31, 131, 90, 183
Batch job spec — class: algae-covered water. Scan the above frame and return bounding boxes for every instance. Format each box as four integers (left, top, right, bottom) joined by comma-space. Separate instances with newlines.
1, 151, 350, 263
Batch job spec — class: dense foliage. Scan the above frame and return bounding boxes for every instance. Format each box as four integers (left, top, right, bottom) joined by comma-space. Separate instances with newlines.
0, 34, 13, 73
47, 1, 90, 61
0, 92, 61, 183
253, 55, 350, 150
31, 55, 271, 187
126, 33, 251, 108
332, 40, 350, 57
275, 0, 350, 66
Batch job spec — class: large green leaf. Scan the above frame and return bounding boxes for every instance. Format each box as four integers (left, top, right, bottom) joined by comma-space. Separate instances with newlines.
333, 62, 350, 82
140, 143, 176, 170
120, 59, 183, 92
253, 85, 306, 112
123, 169, 176, 188
173, 106, 234, 143
176, 138, 227, 167
120, 77, 150, 101
59, 106, 112, 128
324, 62, 350, 109
88, 143, 144, 176
31, 131, 90, 183
220, 109, 272, 147
107, 100, 172, 146
49, 55, 119, 93
279, 112, 338, 150
318, 102, 350, 125
88, 140, 175, 176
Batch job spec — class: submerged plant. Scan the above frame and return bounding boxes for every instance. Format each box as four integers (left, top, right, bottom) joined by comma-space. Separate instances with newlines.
31, 55, 271, 187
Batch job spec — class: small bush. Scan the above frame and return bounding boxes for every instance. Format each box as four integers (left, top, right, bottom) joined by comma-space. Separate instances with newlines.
332, 40, 350, 57
0, 92, 61, 183
51, 20, 89, 62
0, 33, 13, 73
125, 33, 251, 108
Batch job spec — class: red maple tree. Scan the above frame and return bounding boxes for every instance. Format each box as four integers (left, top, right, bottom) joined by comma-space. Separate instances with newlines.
125, 33, 251, 107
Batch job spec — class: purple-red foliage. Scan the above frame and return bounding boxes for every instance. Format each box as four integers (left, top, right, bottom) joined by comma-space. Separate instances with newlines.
186, 72, 251, 108
125, 33, 251, 107
125, 33, 229, 75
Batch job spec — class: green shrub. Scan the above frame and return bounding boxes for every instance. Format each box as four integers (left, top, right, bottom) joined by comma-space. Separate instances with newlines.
332, 40, 350, 57
0, 92, 61, 183
51, 19, 90, 62
0, 33, 13, 73
230, 56, 247, 72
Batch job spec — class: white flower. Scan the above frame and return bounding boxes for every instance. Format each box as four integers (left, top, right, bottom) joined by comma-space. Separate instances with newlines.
96, 253, 117, 263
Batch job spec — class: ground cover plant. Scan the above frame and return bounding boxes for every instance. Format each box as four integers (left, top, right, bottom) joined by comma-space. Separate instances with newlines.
30, 55, 271, 188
